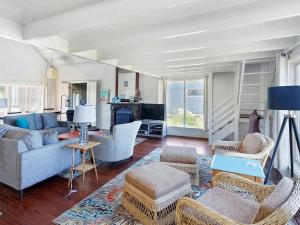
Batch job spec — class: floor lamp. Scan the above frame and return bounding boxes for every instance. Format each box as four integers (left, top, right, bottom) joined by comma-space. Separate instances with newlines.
264, 86, 300, 184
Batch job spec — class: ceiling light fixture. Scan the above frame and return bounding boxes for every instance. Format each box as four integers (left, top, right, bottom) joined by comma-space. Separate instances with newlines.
164, 47, 206, 54
166, 63, 206, 68
166, 56, 206, 62
161, 30, 206, 39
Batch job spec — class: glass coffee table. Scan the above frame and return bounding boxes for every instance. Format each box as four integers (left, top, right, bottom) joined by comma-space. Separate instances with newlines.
210, 154, 265, 183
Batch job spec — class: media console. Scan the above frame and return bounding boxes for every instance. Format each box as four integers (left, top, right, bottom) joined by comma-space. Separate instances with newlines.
138, 120, 167, 139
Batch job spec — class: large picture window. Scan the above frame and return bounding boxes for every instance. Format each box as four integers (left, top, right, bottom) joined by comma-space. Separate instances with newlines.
0, 83, 44, 113
166, 79, 205, 129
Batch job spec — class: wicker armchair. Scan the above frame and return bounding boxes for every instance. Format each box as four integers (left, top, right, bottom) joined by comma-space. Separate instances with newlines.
176, 172, 300, 225
212, 134, 274, 167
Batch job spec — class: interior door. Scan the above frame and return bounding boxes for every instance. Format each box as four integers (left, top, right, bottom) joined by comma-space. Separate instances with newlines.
87, 81, 97, 106
87, 81, 97, 126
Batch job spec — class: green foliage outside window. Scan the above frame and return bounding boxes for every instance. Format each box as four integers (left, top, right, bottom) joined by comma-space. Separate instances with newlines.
167, 108, 204, 129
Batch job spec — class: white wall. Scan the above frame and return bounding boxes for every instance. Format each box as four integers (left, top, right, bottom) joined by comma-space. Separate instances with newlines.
140, 75, 160, 103
212, 72, 235, 107
57, 62, 115, 129
58, 64, 160, 129
0, 37, 47, 84
118, 72, 136, 98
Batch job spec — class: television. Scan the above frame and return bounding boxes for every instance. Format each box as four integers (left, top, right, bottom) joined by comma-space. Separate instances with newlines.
141, 104, 165, 121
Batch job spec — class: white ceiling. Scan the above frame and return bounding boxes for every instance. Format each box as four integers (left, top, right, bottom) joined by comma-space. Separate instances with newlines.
0, 0, 300, 77
0, 0, 102, 24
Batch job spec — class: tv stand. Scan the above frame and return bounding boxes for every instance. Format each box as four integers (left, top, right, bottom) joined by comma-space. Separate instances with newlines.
138, 120, 167, 138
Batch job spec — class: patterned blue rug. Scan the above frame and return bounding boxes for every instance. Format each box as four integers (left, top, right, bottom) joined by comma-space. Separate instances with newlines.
53, 148, 212, 224
58, 137, 147, 179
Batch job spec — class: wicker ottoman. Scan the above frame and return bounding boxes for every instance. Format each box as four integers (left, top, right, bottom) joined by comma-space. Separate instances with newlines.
121, 162, 191, 225
160, 146, 199, 186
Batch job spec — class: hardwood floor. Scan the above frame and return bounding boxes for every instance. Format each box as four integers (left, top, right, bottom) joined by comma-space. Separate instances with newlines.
0, 136, 210, 225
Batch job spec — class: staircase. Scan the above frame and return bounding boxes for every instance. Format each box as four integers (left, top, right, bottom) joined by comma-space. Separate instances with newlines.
209, 59, 276, 144
240, 61, 276, 116
210, 93, 236, 143
239, 60, 276, 135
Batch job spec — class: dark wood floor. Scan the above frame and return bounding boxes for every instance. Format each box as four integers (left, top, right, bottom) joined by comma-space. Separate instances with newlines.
0, 136, 299, 225
0, 136, 210, 225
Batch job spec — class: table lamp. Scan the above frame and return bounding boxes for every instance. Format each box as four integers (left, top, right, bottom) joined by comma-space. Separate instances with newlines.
73, 105, 96, 145
264, 86, 300, 184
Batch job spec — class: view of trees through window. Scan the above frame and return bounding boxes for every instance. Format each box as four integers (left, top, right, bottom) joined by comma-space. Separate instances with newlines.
166, 79, 205, 129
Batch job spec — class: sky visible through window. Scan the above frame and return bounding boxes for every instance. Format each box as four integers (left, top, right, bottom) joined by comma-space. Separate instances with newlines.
167, 79, 204, 129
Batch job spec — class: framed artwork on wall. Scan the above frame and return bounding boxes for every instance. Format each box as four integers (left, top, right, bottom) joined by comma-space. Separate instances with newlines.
100, 89, 110, 103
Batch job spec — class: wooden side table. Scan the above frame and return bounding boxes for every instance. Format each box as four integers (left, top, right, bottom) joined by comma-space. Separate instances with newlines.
66, 141, 101, 192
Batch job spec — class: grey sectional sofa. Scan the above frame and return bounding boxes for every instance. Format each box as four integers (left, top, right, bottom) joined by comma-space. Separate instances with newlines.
0, 136, 80, 198
3, 112, 71, 134
0, 118, 80, 199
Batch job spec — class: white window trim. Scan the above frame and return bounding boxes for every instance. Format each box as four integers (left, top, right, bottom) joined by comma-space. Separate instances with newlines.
166, 78, 206, 130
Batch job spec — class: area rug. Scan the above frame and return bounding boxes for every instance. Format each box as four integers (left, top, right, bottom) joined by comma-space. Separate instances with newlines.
53, 148, 212, 224
58, 137, 147, 180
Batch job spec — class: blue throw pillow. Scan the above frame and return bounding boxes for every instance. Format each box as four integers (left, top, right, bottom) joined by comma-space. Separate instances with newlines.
15, 117, 29, 129
42, 113, 59, 129
42, 130, 59, 145
33, 113, 43, 130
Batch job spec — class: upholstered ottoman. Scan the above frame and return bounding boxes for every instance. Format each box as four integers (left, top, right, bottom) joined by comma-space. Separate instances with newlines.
121, 162, 191, 225
160, 146, 199, 185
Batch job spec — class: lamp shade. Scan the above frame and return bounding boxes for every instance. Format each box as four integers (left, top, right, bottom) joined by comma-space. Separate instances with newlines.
47, 67, 58, 79
268, 86, 300, 110
0, 98, 8, 108
73, 105, 96, 123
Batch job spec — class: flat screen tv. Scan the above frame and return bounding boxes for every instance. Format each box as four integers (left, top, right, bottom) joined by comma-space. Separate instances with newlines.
141, 104, 165, 121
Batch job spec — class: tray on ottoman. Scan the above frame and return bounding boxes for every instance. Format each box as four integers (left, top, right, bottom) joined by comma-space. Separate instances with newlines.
160, 146, 199, 185
121, 162, 191, 225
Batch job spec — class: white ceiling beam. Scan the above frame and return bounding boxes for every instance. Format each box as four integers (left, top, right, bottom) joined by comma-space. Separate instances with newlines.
67, 0, 300, 53
0, 16, 23, 41
109, 37, 295, 67
132, 51, 278, 74
89, 16, 300, 61
73, 49, 98, 61
26, 36, 69, 52
24, 0, 252, 39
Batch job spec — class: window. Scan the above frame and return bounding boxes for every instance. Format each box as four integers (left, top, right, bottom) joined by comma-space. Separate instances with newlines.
0, 83, 44, 113
166, 79, 205, 129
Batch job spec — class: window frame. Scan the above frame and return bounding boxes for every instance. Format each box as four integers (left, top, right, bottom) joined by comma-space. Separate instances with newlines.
0, 82, 44, 113
166, 78, 206, 130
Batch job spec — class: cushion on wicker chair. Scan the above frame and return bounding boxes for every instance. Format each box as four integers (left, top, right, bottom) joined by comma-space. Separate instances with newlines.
125, 162, 190, 199
160, 146, 197, 164
241, 133, 267, 154
198, 187, 260, 224
254, 177, 294, 222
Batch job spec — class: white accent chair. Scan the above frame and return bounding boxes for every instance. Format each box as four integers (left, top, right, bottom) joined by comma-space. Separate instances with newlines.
89, 121, 142, 167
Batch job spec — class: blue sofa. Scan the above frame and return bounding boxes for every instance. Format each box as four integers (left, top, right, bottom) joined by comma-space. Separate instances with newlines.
3, 112, 71, 134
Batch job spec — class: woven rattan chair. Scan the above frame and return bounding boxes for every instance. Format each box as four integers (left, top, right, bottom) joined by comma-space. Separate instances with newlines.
212, 134, 274, 167
176, 172, 300, 225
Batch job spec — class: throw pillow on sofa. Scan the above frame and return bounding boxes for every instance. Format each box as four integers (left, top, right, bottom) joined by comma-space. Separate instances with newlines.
42, 130, 59, 145
15, 117, 30, 129
33, 113, 43, 130
0, 124, 15, 137
42, 113, 59, 129
4, 129, 43, 150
